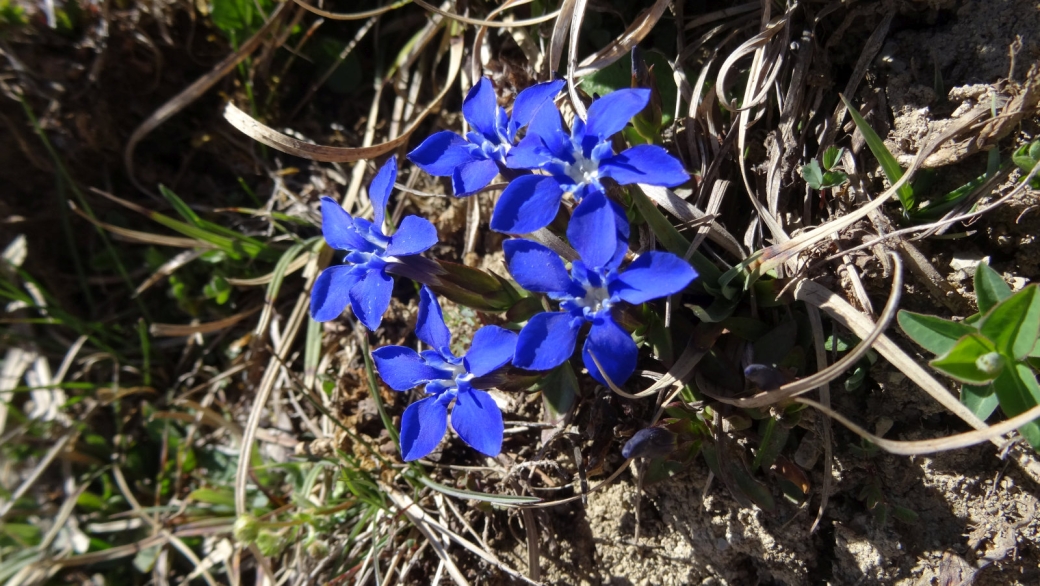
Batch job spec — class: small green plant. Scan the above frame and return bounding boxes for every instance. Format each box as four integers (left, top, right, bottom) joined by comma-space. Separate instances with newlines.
1012, 139, 1040, 188
839, 95, 1003, 221
898, 262, 1040, 448
800, 146, 849, 191
0, 0, 27, 28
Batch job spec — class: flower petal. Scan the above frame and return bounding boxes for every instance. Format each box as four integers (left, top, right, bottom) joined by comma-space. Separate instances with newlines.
504, 134, 552, 170
490, 175, 564, 234
464, 326, 518, 376
599, 145, 688, 187
310, 264, 361, 322
525, 104, 571, 162
349, 267, 394, 331
452, 158, 500, 196
368, 156, 398, 229
416, 286, 452, 354
582, 315, 637, 387
320, 197, 368, 251
508, 79, 565, 140
451, 389, 504, 457
400, 396, 449, 461
610, 251, 698, 304
385, 215, 438, 256
408, 131, 481, 177
503, 238, 571, 294
513, 312, 581, 371
584, 88, 650, 143
463, 78, 499, 140
372, 345, 441, 390
567, 192, 622, 269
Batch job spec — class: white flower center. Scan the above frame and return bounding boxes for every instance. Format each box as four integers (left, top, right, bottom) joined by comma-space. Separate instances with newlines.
564, 151, 599, 186
574, 284, 611, 314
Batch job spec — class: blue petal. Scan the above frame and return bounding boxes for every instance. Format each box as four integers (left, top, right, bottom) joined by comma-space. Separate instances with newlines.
610, 251, 698, 304
385, 215, 438, 256
372, 345, 441, 390
513, 312, 582, 371
416, 286, 452, 354
450, 389, 504, 457
582, 315, 637, 387
400, 395, 449, 461
320, 197, 368, 251
584, 88, 650, 143
463, 326, 518, 376
452, 158, 500, 196
463, 78, 499, 141
349, 267, 394, 331
508, 79, 565, 140
408, 131, 481, 177
490, 175, 564, 234
526, 103, 572, 162
369, 156, 397, 229
504, 134, 553, 170
599, 145, 688, 187
503, 238, 571, 294
310, 264, 361, 322
567, 192, 622, 269
604, 198, 631, 271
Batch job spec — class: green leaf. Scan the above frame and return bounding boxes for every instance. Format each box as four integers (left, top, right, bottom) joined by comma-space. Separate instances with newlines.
930, 333, 999, 385
752, 417, 789, 471
979, 285, 1040, 359
961, 383, 999, 421
417, 475, 541, 507
823, 146, 844, 170
992, 363, 1040, 449
840, 94, 914, 211
822, 170, 849, 188
974, 262, 1012, 314
800, 159, 825, 190
189, 487, 236, 507
541, 362, 578, 417
1012, 140, 1040, 188
897, 310, 976, 355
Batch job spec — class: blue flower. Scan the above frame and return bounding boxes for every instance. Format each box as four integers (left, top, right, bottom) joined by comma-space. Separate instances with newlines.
310, 156, 438, 331
490, 88, 689, 235
408, 77, 565, 196
372, 287, 518, 461
504, 208, 696, 387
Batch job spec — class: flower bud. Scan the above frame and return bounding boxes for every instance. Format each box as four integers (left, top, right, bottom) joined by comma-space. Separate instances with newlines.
975, 352, 1004, 376
232, 514, 260, 543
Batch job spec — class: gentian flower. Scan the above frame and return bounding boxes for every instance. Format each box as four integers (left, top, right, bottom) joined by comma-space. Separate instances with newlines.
310, 156, 438, 331
372, 287, 518, 461
490, 88, 688, 236
408, 77, 565, 196
504, 209, 696, 387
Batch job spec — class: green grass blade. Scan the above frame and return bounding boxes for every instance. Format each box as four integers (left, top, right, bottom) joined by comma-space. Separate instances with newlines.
840, 94, 914, 211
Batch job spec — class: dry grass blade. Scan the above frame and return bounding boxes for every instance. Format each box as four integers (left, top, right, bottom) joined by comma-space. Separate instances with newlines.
574, 0, 672, 76
471, 0, 537, 80
796, 398, 1040, 456
291, 0, 411, 20
805, 306, 833, 534
123, 1, 293, 196
70, 204, 219, 250
548, 0, 577, 76
223, 37, 463, 162
414, 0, 560, 28
136, 249, 206, 296
225, 253, 309, 286
566, 0, 590, 120
149, 306, 261, 337
381, 486, 470, 586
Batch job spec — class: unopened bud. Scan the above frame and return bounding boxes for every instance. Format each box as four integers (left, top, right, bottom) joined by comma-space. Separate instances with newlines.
233, 514, 260, 543
976, 352, 1004, 376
